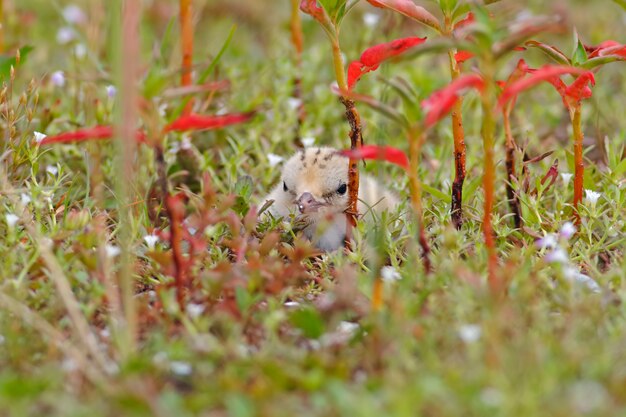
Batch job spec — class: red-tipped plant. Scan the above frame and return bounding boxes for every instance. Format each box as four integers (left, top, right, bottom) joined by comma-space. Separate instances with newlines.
523, 33, 625, 215
299, 0, 363, 247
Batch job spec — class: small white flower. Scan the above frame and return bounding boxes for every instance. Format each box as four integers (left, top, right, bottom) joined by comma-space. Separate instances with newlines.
50, 71, 66, 87
34, 131, 47, 143
62, 5, 87, 24
56, 27, 75, 44
560, 172, 573, 186
170, 361, 192, 376
363, 12, 380, 27
584, 189, 601, 206
284, 301, 300, 308
186, 303, 205, 319
535, 234, 557, 249
286, 97, 302, 110
20, 193, 31, 205
46, 165, 59, 176
5, 213, 19, 228
74, 43, 87, 59
381, 266, 401, 282
337, 321, 359, 335
143, 234, 159, 250
545, 248, 569, 264
301, 136, 316, 147
458, 324, 481, 343
180, 134, 192, 150
267, 153, 284, 167
106, 85, 116, 98
564, 267, 601, 293
105, 244, 121, 258
559, 222, 576, 240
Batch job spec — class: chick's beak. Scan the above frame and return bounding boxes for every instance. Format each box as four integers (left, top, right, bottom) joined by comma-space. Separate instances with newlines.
296, 192, 324, 214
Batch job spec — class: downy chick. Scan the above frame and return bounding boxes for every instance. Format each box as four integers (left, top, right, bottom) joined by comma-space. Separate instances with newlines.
263, 147, 400, 251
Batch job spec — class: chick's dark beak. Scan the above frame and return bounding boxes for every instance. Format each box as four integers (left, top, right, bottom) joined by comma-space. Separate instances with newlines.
297, 192, 323, 214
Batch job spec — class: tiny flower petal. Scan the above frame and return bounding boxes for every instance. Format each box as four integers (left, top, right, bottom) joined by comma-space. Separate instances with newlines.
560, 222, 576, 240
561, 172, 573, 186
34, 131, 47, 143
56, 27, 75, 44
143, 234, 159, 250
535, 234, 557, 249
301, 137, 316, 147
584, 189, 601, 205
381, 265, 401, 282
105, 244, 121, 258
185, 303, 205, 319
20, 193, 31, 205
267, 153, 284, 167
545, 248, 569, 264
170, 361, 192, 376
106, 85, 117, 98
458, 324, 481, 343
5, 213, 19, 228
74, 44, 87, 59
50, 71, 66, 87
46, 165, 59, 176
286, 97, 302, 110
363, 12, 380, 27
62, 5, 87, 24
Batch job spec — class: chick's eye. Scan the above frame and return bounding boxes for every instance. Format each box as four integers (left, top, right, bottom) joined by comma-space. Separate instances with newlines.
337, 183, 347, 195
283, 181, 288, 192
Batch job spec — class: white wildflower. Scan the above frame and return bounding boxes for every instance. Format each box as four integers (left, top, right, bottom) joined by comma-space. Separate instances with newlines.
559, 222, 576, 240
105, 244, 121, 258
363, 12, 380, 27
5, 213, 19, 228
561, 172, 573, 186
106, 85, 117, 98
564, 267, 601, 293
284, 301, 300, 308
458, 324, 481, 343
267, 153, 284, 167
50, 71, 66, 87
535, 234, 557, 249
56, 27, 75, 44
301, 136, 316, 147
170, 361, 192, 376
34, 131, 47, 143
186, 303, 205, 319
545, 248, 569, 264
584, 189, 601, 206
20, 193, 31, 205
62, 5, 87, 24
286, 97, 302, 110
46, 165, 59, 176
143, 234, 159, 250
337, 321, 359, 335
381, 265, 401, 282
180, 134, 192, 150
74, 43, 87, 59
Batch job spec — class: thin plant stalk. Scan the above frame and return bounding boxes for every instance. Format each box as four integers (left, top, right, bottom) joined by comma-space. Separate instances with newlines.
502, 105, 522, 229
180, 0, 194, 114
289, 0, 305, 146
407, 126, 431, 273
444, 16, 467, 230
571, 103, 584, 212
0, 0, 4, 53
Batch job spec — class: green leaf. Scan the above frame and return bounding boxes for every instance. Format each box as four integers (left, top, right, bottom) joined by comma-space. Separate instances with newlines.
613, 0, 626, 10
290, 307, 325, 339
0, 46, 34, 81
422, 183, 451, 203
571, 28, 588, 66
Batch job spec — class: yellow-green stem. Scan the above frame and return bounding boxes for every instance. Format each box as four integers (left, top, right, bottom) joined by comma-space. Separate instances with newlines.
408, 127, 431, 273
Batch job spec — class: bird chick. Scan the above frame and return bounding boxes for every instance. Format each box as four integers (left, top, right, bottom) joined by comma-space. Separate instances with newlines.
263, 147, 400, 251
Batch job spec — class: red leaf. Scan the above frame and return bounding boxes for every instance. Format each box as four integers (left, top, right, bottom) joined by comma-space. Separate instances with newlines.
165, 112, 254, 132
586, 40, 620, 58
454, 50, 474, 64
299, 0, 326, 23
40, 126, 146, 145
453, 12, 474, 31
348, 36, 427, 90
598, 44, 626, 58
366, 0, 440, 31
499, 59, 530, 110
340, 145, 409, 170
497, 65, 584, 108
422, 74, 484, 127
564, 72, 595, 101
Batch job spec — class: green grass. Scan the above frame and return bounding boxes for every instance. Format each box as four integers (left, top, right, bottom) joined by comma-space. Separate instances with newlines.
0, 1, 625, 416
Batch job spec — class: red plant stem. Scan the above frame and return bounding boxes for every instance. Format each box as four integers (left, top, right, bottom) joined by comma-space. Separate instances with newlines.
447, 49, 467, 230
289, 0, 305, 146
503, 107, 522, 229
0, 0, 4, 53
571, 103, 584, 212
155, 146, 188, 309
480, 77, 499, 293
180, 0, 194, 115
408, 127, 432, 273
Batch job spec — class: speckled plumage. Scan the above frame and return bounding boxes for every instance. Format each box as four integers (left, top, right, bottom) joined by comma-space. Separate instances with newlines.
262, 147, 400, 251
